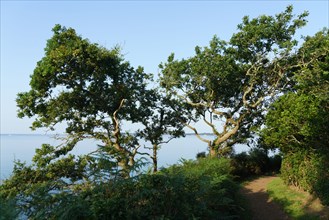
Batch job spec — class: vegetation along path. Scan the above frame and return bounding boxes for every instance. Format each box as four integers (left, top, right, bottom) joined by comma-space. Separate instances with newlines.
241, 176, 290, 220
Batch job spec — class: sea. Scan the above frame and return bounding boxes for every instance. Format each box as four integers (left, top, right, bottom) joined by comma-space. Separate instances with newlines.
0, 134, 250, 181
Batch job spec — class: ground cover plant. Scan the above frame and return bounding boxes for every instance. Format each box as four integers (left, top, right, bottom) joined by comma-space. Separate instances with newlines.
267, 178, 329, 219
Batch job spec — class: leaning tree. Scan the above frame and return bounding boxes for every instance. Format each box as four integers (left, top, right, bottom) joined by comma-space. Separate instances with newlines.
16, 24, 153, 178
159, 6, 309, 157
0, 25, 187, 218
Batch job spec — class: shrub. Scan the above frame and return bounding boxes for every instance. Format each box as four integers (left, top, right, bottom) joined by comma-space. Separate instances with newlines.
281, 150, 329, 205
231, 148, 282, 179
84, 158, 241, 219
268, 154, 282, 173
1, 158, 242, 219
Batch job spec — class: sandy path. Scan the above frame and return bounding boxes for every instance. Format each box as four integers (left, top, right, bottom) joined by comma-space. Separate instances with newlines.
240, 176, 291, 220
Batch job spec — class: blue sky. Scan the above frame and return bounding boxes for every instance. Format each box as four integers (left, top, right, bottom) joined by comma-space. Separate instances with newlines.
1, 1, 328, 134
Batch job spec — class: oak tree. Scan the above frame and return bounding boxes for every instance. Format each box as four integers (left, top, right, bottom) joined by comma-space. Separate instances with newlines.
260, 29, 329, 204
16, 24, 152, 177
262, 28, 329, 154
160, 6, 309, 157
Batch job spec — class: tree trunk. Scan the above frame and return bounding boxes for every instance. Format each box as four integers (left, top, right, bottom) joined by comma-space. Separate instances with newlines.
112, 143, 132, 179
153, 144, 158, 173
118, 157, 131, 179
209, 140, 233, 157
209, 141, 217, 157
209, 147, 217, 157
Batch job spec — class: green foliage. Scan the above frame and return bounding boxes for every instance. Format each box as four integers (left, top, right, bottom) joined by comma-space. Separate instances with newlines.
164, 157, 233, 177
294, 28, 329, 96
137, 91, 186, 172
1, 158, 242, 219
0, 195, 19, 220
281, 151, 329, 205
15, 24, 155, 177
231, 148, 281, 179
89, 159, 237, 219
4, 8, 328, 219
0, 140, 148, 219
159, 6, 309, 156
15, 24, 187, 178
17, 25, 148, 128
261, 30, 329, 153
261, 92, 329, 153
261, 29, 329, 205
86, 158, 241, 220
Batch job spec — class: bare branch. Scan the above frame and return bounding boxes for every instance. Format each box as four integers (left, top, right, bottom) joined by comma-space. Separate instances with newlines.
210, 106, 228, 117
112, 99, 126, 138
183, 121, 212, 145
111, 99, 126, 151
214, 112, 247, 146
203, 115, 220, 136
289, 135, 302, 144
131, 144, 141, 158
185, 99, 209, 108
159, 136, 176, 144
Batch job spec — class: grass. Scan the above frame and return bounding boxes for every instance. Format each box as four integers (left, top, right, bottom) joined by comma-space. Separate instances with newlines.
267, 177, 329, 220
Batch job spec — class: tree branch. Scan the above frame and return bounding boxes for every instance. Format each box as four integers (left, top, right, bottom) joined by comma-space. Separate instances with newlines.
214, 112, 247, 146
203, 114, 220, 136
112, 99, 126, 149
182, 121, 212, 145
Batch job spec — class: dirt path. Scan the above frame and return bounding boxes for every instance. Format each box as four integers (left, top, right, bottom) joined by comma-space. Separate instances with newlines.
240, 176, 291, 220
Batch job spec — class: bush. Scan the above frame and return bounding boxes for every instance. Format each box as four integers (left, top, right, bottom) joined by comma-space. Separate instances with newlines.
1, 158, 242, 219
87, 158, 240, 219
231, 148, 281, 179
281, 150, 329, 205
268, 154, 282, 173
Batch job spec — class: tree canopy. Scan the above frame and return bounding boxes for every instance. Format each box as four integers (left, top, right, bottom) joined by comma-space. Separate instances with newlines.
260, 28, 329, 205
159, 6, 309, 156
261, 28, 329, 154
137, 90, 186, 172
1, 25, 188, 218
16, 24, 156, 178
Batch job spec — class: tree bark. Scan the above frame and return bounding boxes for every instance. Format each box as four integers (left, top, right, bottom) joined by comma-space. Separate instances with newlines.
153, 144, 158, 173
209, 146, 217, 157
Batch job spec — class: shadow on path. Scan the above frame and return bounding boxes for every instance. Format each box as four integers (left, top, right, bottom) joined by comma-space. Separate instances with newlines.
240, 176, 291, 220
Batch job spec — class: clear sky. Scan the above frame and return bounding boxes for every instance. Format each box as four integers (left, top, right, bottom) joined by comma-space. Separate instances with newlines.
1, 1, 328, 134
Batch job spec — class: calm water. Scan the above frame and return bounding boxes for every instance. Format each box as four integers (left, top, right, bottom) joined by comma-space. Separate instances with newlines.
0, 134, 249, 180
